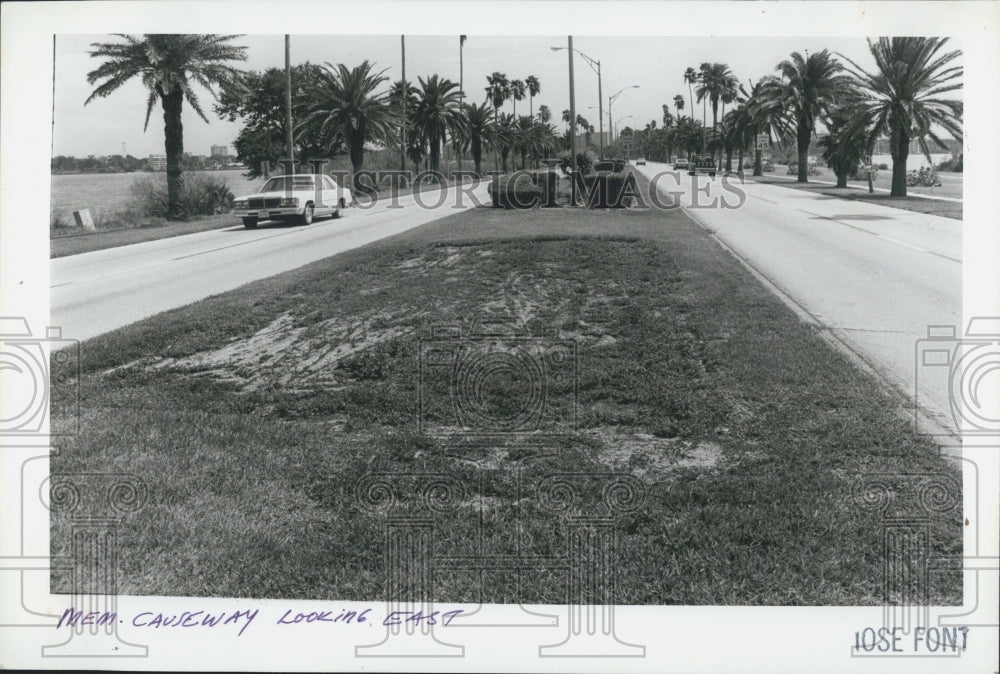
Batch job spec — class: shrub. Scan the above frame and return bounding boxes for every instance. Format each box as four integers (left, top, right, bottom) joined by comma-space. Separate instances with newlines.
487, 174, 543, 209
558, 151, 594, 176
850, 164, 878, 181
877, 163, 889, 170
936, 153, 962, 173
786, 163, 820, 176
130, 174, 234, 219
581, 172, 638, 208
761, 160, 775, 172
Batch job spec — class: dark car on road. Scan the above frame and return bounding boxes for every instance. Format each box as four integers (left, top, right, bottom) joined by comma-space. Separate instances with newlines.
687, 155, 717, 178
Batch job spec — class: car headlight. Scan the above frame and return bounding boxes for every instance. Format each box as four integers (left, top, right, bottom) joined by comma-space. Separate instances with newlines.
233, 199, 248, 209
280, 198, 299, 207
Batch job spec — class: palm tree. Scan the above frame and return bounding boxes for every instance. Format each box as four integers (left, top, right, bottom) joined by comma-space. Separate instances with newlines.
510, 79, 526, 116
537, 104, 552, 124
818, 104, 872, 188
299, 60, 394, 191
742, 77, 790, 176
388, 79, 418, 173
411, 75, 465, 175
485, 72, 510, 171
673, 94, 685, 119
760, 50, 854, 183
464, 101, 494, 175
86, 34, 246, 219
495, 113, 516, 172
838, 37, 963, 196
673, 117, 705, 159
683, 67, 698, 120
525, 75, 541, 118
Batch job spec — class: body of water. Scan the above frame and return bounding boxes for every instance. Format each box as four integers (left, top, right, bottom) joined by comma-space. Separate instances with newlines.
50, 169, 264, 217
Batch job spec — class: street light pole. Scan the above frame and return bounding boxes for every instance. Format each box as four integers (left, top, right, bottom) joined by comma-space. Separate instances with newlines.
400, 35, 406, 173
607, 85, 640, 157
284, 35, 294, 166
567, 36, 577, 206
551, 46, 602, 159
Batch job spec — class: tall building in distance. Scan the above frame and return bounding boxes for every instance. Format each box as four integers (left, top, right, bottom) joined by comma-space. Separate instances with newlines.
210, 145, 230, 159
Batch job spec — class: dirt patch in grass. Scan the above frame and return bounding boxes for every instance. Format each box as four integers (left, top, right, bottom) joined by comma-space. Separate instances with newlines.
53, 174, 962, 605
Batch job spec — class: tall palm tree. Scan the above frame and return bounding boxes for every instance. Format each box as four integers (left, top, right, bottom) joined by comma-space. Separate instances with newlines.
742, 77, 790, 176
388, 79, 418, 172
510, 79, 526, 116
86, 34, 246, 219
673, 117, 705, 159
818, 104, 872, 188
495, 113, 516, 172
298, 60, 394, 191
673, 94, 685, 119
697, 62, 711, 125
485, 72, 510, 170
411, 75, 465, 175
525, 75, 541, 118
760, 50, 854, 183
537, 104, 552, 124
683, 67, 698, 121
838, 37, 963, 196
463, 101, 494, 175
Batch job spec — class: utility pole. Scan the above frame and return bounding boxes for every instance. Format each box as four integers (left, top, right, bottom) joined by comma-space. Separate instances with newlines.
400, 35, 407, 173
596, 62, 603, 160
285, 35, 294, 168
567, 36, 577, 206
459, 35, 466, 171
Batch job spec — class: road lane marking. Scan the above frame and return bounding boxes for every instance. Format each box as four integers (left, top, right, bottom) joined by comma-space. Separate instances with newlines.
794, 208, 960, 263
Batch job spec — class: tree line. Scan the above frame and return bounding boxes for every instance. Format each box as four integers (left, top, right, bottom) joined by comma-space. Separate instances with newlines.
84, 35, 962, 218
630, 39, 962, 196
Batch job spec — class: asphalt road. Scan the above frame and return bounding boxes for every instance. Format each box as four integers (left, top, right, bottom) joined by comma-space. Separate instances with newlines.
51, 181, 490, 342
634, 161, 962, 435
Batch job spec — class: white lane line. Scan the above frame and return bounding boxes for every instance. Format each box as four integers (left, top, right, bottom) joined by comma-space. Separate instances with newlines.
795, 207, 960, 263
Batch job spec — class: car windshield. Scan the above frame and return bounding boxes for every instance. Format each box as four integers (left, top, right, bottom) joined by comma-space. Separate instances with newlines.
260, 176, 316, 192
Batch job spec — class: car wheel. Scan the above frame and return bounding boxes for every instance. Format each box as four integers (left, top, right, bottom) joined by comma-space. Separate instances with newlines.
334, 198, 345, 218
299, 203, 314, 225
242, 217, 258, 229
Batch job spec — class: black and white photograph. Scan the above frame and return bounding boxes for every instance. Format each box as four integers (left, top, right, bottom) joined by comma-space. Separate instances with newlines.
1, 1, 998, 671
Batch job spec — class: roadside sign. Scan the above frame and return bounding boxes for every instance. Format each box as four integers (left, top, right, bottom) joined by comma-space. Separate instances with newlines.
755, 133, 769, 150
621, 140, 633, 151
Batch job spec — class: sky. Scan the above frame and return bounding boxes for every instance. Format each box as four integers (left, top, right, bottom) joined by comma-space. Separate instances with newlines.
53, 34, 962, 158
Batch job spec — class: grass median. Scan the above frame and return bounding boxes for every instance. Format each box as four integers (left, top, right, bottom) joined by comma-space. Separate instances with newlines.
52, 172, 961, 604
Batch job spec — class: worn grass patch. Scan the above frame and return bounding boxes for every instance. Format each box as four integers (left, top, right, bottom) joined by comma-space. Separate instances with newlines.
51, 179, 962, 604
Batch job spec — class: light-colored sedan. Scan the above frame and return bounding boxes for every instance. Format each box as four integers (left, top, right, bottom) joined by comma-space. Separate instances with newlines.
232, 174, 351, 229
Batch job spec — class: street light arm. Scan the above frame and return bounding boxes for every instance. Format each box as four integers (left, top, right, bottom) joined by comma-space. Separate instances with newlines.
551, 45, 600, 75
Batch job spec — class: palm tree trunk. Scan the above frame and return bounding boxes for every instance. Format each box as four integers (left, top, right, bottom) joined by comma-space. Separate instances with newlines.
161, 89, 185, 219
836, 171, 848, 188
796, 121, 810, 183
430, 133, 441, 174
350, 129, 366, 192
472, 134, 482, 175
890, 119, 909, 197
753, 128, 763, 176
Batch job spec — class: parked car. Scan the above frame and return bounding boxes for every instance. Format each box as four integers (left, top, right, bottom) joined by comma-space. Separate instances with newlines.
635, 157, 646, 166
231, 174, 351, 229
672, 158, 690, 171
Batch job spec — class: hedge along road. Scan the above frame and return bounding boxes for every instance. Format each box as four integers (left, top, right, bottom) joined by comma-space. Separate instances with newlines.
632, 161, 962, 438
51, 180, 492, 342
